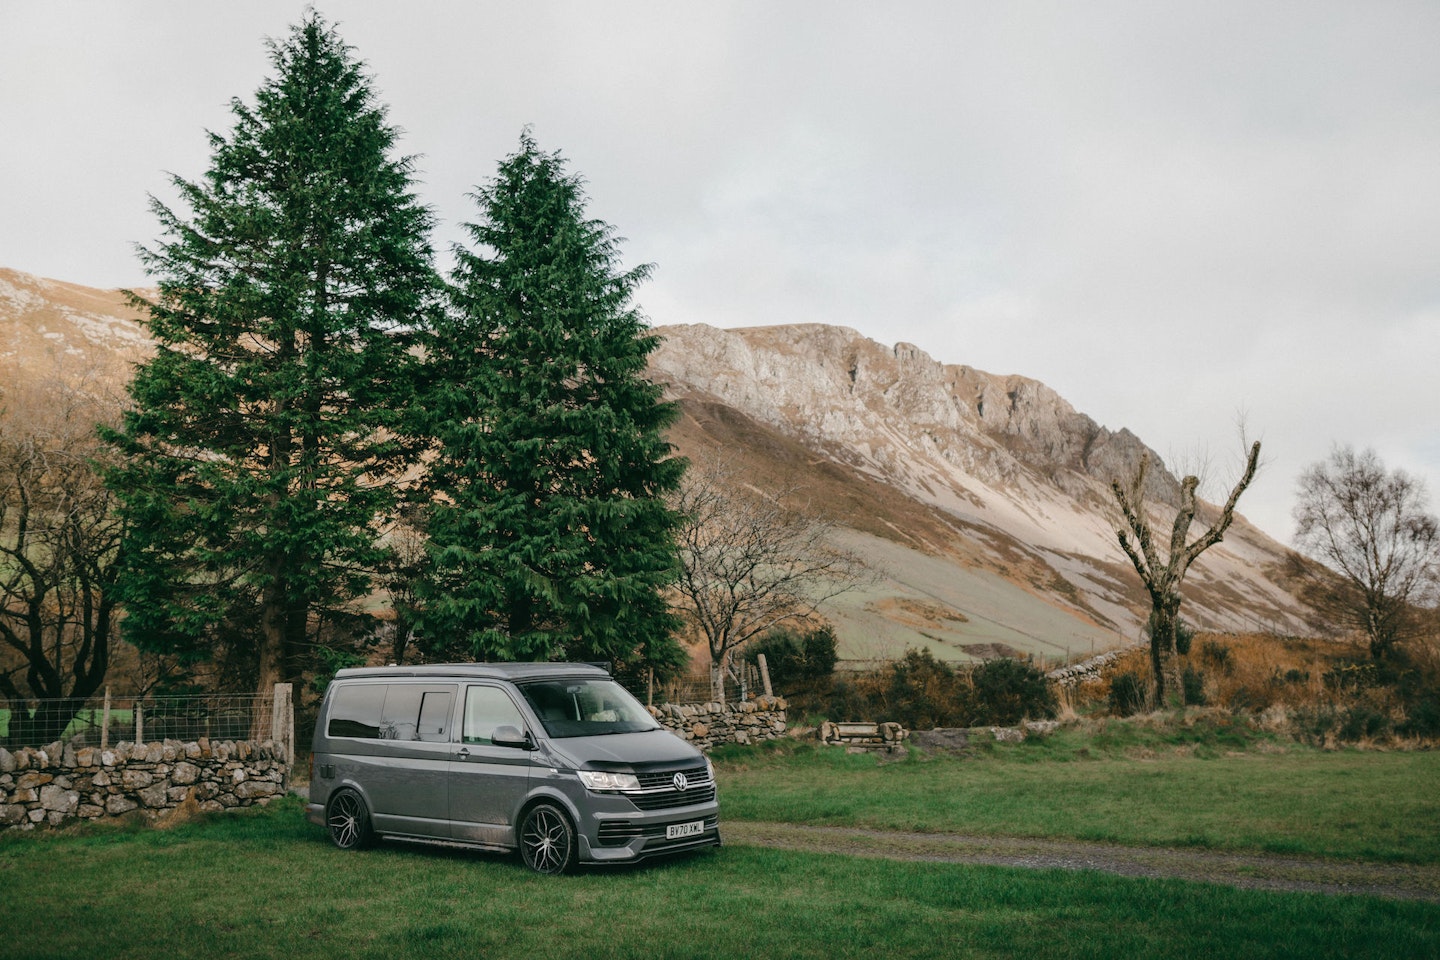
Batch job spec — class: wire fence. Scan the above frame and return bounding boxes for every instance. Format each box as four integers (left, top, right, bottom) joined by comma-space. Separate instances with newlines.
619, 661, 768, 707
0, 691, 281, 752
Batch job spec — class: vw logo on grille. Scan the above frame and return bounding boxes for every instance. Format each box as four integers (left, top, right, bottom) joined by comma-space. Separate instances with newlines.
672, 772, 689, 791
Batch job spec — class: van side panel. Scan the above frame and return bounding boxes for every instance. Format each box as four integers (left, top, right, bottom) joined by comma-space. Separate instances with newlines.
321, 682, 457, 840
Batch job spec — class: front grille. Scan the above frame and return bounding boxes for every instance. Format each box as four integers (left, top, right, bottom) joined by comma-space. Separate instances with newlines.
634, 766, 709, 790
624, 765, 715, 811
597, 815, 719, 847
626, 783, 716, 810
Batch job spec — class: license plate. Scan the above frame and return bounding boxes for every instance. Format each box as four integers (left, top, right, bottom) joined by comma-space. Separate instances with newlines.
666, 820, 705, 840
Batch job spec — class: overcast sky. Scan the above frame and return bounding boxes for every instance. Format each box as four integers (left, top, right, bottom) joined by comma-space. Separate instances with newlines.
3, 1, 1437, 544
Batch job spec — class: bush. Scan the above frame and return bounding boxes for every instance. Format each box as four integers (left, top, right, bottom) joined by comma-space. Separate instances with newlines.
880, 649, 967, 730
1399, 694, 1440, 738
818, 677, 879, 725
966, 658, 1058, 726
1384, 643, 1440, 739
745, 625, 838, 694
1181, 667, 1207, 706
1340, 705, 1391, 741
1174, 620, 1195, 657
1288, 705, 1338, 745
805, 648, 970, 729
1200, 640, 1232, 673
1324, 660, 1380, 692
1109, 672, 1147, 717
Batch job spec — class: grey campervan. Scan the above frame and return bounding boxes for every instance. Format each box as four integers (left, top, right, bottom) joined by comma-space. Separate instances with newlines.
305, 663, 719, 873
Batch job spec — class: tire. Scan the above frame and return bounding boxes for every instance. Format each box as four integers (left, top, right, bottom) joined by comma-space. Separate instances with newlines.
519, 802, 576, 875
326, 788, 375, 851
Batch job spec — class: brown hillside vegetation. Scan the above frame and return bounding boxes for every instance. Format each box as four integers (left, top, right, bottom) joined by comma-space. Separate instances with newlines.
1073, 631, 1440, 746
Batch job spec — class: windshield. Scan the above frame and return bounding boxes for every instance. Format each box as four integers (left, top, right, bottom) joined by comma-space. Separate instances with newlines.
518, 677, 661, 739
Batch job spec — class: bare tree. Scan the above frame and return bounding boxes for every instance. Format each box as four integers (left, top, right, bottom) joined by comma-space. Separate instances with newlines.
670, 458, 865, 699
1293, 446, 1439, 659
1110, 440, 1261, 705
0, 364, 127, 746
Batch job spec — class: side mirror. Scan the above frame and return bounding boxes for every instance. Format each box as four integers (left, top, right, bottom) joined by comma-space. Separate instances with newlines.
492, 725, 532, 750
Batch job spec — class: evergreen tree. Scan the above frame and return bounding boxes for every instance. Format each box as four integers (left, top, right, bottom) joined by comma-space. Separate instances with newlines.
103, 14, 437, 703
419, 132, 685, 675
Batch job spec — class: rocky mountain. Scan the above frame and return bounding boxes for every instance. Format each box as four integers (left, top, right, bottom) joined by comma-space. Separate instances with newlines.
0, 267, 1315, 663
649, 323, 1314, 661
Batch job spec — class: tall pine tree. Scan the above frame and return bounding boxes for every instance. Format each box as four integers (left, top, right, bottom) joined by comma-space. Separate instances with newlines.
104, 14, 437, 703
419, 132, 685, 675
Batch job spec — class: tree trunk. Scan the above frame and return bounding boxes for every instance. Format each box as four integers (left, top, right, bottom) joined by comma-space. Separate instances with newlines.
256, 575, 288, 739
1148, 599, 1183, 707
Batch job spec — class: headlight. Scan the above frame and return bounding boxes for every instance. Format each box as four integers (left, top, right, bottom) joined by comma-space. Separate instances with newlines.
577, 769, 640, 792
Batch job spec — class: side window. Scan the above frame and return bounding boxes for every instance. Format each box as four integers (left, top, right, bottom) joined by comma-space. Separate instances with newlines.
379, 685, 421, 740
463, 686, 526, 746
417, 691, 454, 742
375, 685, 456, 741
327, 684, 386, 739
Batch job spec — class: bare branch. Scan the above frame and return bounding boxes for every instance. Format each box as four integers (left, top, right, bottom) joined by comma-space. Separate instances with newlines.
669, 454, 868, 674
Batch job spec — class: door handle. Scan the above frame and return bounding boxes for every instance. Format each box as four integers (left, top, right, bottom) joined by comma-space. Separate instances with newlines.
457, 747, 471, 759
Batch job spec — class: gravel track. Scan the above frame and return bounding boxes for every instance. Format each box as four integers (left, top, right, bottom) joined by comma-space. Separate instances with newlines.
725, 821, 1440, 903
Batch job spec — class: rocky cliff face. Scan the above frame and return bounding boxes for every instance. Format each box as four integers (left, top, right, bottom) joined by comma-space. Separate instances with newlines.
651, 323, 1313, 658
649, 323, 1184, 556
0, 270, 1315, 662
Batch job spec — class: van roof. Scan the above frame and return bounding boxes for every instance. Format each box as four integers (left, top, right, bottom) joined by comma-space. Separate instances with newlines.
331, 662, 611, 683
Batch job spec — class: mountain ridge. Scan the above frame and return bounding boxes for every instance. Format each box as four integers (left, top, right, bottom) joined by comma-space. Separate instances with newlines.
0, 267, 1315, 662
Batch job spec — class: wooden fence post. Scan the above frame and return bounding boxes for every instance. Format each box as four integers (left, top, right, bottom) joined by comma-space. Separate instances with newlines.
135, 701, 144, 745
757, 654, 773, 697
100, 687, 112, 751
271, 683, 294, 770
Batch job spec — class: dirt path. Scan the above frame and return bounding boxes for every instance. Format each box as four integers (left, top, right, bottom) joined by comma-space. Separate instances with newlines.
725, 821, 1440, 903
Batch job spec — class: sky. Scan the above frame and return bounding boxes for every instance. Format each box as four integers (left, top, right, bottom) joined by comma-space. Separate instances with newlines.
2, 1, 1437, 544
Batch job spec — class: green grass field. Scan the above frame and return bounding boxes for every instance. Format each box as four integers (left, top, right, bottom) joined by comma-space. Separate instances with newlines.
711, 733, 1440, 863
1, 795, 1436, 960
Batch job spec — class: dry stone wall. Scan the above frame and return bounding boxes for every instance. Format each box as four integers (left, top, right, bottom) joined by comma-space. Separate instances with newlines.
1046, 645, 1145, 688
647, 695, 787, 751
0, 737, 289, 832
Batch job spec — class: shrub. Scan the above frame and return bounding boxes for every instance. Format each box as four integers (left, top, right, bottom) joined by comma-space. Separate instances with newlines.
745, 625, 839, 694
1181, 667, 1207, 706
1200, 640, 1232, 673
1109, 672, 1147, 717
1288, 705, 1337, 745
1324, 660, 1380, 692
816, 677, 878, 725
805, 648, 971, 729
1384, 642, 1440, 739
1174, 620, 1195, 657
1339, 705, 1391, 741
966, 658, 1058, 725
1399, 693, 1440, 738
882, 649, 967, 730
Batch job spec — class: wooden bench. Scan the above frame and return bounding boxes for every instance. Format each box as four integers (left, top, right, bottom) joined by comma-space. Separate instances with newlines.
817, 720, 907, 749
